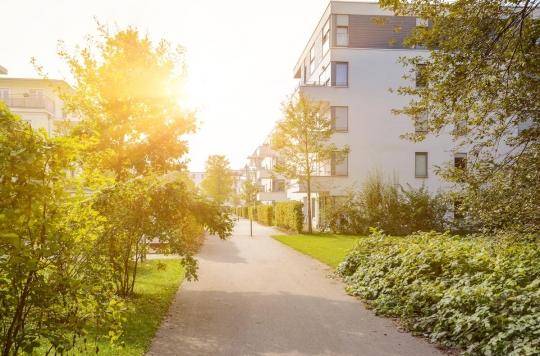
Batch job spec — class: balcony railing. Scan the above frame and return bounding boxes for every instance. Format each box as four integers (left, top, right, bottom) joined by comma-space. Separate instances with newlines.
1, 94, 56, 115
299, 80, 348, 88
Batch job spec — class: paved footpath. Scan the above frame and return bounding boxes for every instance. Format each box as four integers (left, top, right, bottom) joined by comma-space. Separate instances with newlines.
148, 219, 442, 356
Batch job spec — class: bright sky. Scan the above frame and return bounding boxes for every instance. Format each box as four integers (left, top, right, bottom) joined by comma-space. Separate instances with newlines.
0, 0, 332, 171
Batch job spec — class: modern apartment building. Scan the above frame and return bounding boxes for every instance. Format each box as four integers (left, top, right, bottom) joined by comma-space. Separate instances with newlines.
0, 70, 77, 135
287, 1, 459, 228
247, 137, 288, 204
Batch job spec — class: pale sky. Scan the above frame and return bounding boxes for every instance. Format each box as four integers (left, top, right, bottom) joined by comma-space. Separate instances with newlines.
0, 0, 333, 171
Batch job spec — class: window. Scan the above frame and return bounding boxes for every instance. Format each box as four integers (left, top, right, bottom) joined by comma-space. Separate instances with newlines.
332, 62, 348, 86
454, 153, 467, 170
309, 46, 315, 74
322, 19, 330, 54
319, 63, 330, 86
416, 63, 427, 87
331, 106, 348, 132
0, 88, 9, 101
336, 15, 349, 47
415, 112, 428, 133
331, 152, 348, 176
415, 152, 428, 178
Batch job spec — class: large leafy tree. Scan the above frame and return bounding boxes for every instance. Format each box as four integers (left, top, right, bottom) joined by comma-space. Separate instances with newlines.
380, 0, 540, 233
272, 93, 348, 234
58, 26, 232, 296
0, 104, 121, 355
201, 155, 234, 205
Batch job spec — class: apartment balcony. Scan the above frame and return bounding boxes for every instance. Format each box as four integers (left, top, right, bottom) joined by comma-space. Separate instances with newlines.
257, 191, 287, 202
1, 94, 56, 115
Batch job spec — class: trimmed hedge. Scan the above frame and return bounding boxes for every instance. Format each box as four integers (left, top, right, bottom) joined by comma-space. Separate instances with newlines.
248, 206, 257, 220
337, 230, 540, 355
256, 205, 274, 226
235, 206, 249, 218
274, 201, 303, 233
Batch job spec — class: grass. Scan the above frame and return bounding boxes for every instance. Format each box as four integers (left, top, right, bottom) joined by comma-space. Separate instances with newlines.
97, 259, 184, 355
272, 234, 364, 268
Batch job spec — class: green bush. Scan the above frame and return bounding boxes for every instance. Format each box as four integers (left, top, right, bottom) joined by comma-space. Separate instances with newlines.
322, 172, 447, 235
337, 230, 540, 355
248, 206, 257, 220
274, 201, 303, 232
256, 205, 274, 226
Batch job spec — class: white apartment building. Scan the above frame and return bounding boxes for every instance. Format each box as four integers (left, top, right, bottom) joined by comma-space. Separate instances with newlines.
0, 70, 77, 135
288, 1, 459, 228
247, 138, 288, 204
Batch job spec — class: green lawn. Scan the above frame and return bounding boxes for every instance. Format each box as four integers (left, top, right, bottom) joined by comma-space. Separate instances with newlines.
272, 234, 364, 268
97, 259, 184, 355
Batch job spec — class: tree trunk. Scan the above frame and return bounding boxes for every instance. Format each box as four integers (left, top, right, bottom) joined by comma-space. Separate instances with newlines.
306, 176, 312, 234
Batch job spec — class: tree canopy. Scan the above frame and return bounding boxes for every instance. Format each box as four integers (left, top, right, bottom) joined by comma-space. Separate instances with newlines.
380, 0, 540, 233
201, 155, 234, 205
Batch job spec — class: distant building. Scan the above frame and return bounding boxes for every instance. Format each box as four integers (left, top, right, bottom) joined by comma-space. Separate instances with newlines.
0, 73, 79, 135
189, 172, 206, 187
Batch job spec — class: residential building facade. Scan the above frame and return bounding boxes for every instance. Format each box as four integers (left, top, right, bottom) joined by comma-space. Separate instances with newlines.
286, 1, 459, 228
0, 72, 77, 135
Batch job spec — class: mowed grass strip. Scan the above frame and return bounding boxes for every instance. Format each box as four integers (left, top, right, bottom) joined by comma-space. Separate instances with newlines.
97, 259, 184, 355
272, 234, 364, 268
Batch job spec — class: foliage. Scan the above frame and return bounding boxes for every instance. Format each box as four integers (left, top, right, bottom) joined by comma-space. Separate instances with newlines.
274, 201, 304, 233
201, 155, 234, 205
256, 205, 274, 226
322, 172, 447, 235
379, 0, 540, 234
57, 25, 233, 297
235, 206, 249, 218
248, 206, 258, 221
337, 230, 540, 355
273, 234, 363, 268
240, 179, 258, 206
271, 93, 348, 233
93, 174, 233, 295
0, 103, 122, 355
58, 25, 196, 181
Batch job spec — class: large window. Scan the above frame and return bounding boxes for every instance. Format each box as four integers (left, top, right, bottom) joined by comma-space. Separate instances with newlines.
319, 63, 330, 86
322, 19, 330, 54
331, 152, 348, 176
416, 63, 427, 87
331, 106, 348, 132
332, 62, 348, 86
415, 152, 428, 178
336, 15, 349, 47
415, 112, 428, 133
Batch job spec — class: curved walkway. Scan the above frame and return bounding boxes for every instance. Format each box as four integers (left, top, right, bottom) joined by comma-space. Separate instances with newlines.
147, 219, 442, 356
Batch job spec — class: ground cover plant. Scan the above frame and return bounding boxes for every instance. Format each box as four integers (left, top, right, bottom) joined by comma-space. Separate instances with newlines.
337, 229, 540, 355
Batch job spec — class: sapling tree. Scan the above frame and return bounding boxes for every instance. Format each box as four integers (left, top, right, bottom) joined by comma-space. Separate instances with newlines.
201, 155, 234, 205
272, 93, 348, 233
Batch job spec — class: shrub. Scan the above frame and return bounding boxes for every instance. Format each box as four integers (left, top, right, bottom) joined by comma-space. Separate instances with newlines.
257, 205, 274, 226
322, 172, 447, 235
275, 201, 303, 232
248, 206, 257, 220
337, 230, 540, 355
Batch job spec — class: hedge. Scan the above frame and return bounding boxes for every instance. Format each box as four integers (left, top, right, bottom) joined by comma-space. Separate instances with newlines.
248, 206, 257, 221
274, 201, 303, 233
256, 205, 274, 226
337, 230, 540, 355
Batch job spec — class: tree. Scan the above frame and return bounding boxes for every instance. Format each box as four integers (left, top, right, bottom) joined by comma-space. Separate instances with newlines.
240, 180, 259, 206
271, 93, 348, 233
58, 25, 232, 296
380, 0, 540, 233
201, 155, 234, 205
0, 103, 122, 355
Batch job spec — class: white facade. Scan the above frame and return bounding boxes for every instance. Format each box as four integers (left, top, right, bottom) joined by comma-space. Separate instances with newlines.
0, 75, 78, 136
289, 1, 459, 228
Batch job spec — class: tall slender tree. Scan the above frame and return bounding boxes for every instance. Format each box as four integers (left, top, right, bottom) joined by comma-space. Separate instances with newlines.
272, 93, 348, 234
201, 155, 234, 205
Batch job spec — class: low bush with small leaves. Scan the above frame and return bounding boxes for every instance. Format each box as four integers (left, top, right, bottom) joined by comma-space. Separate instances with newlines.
337, 230, 540, 355
274, 201, 304, 233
